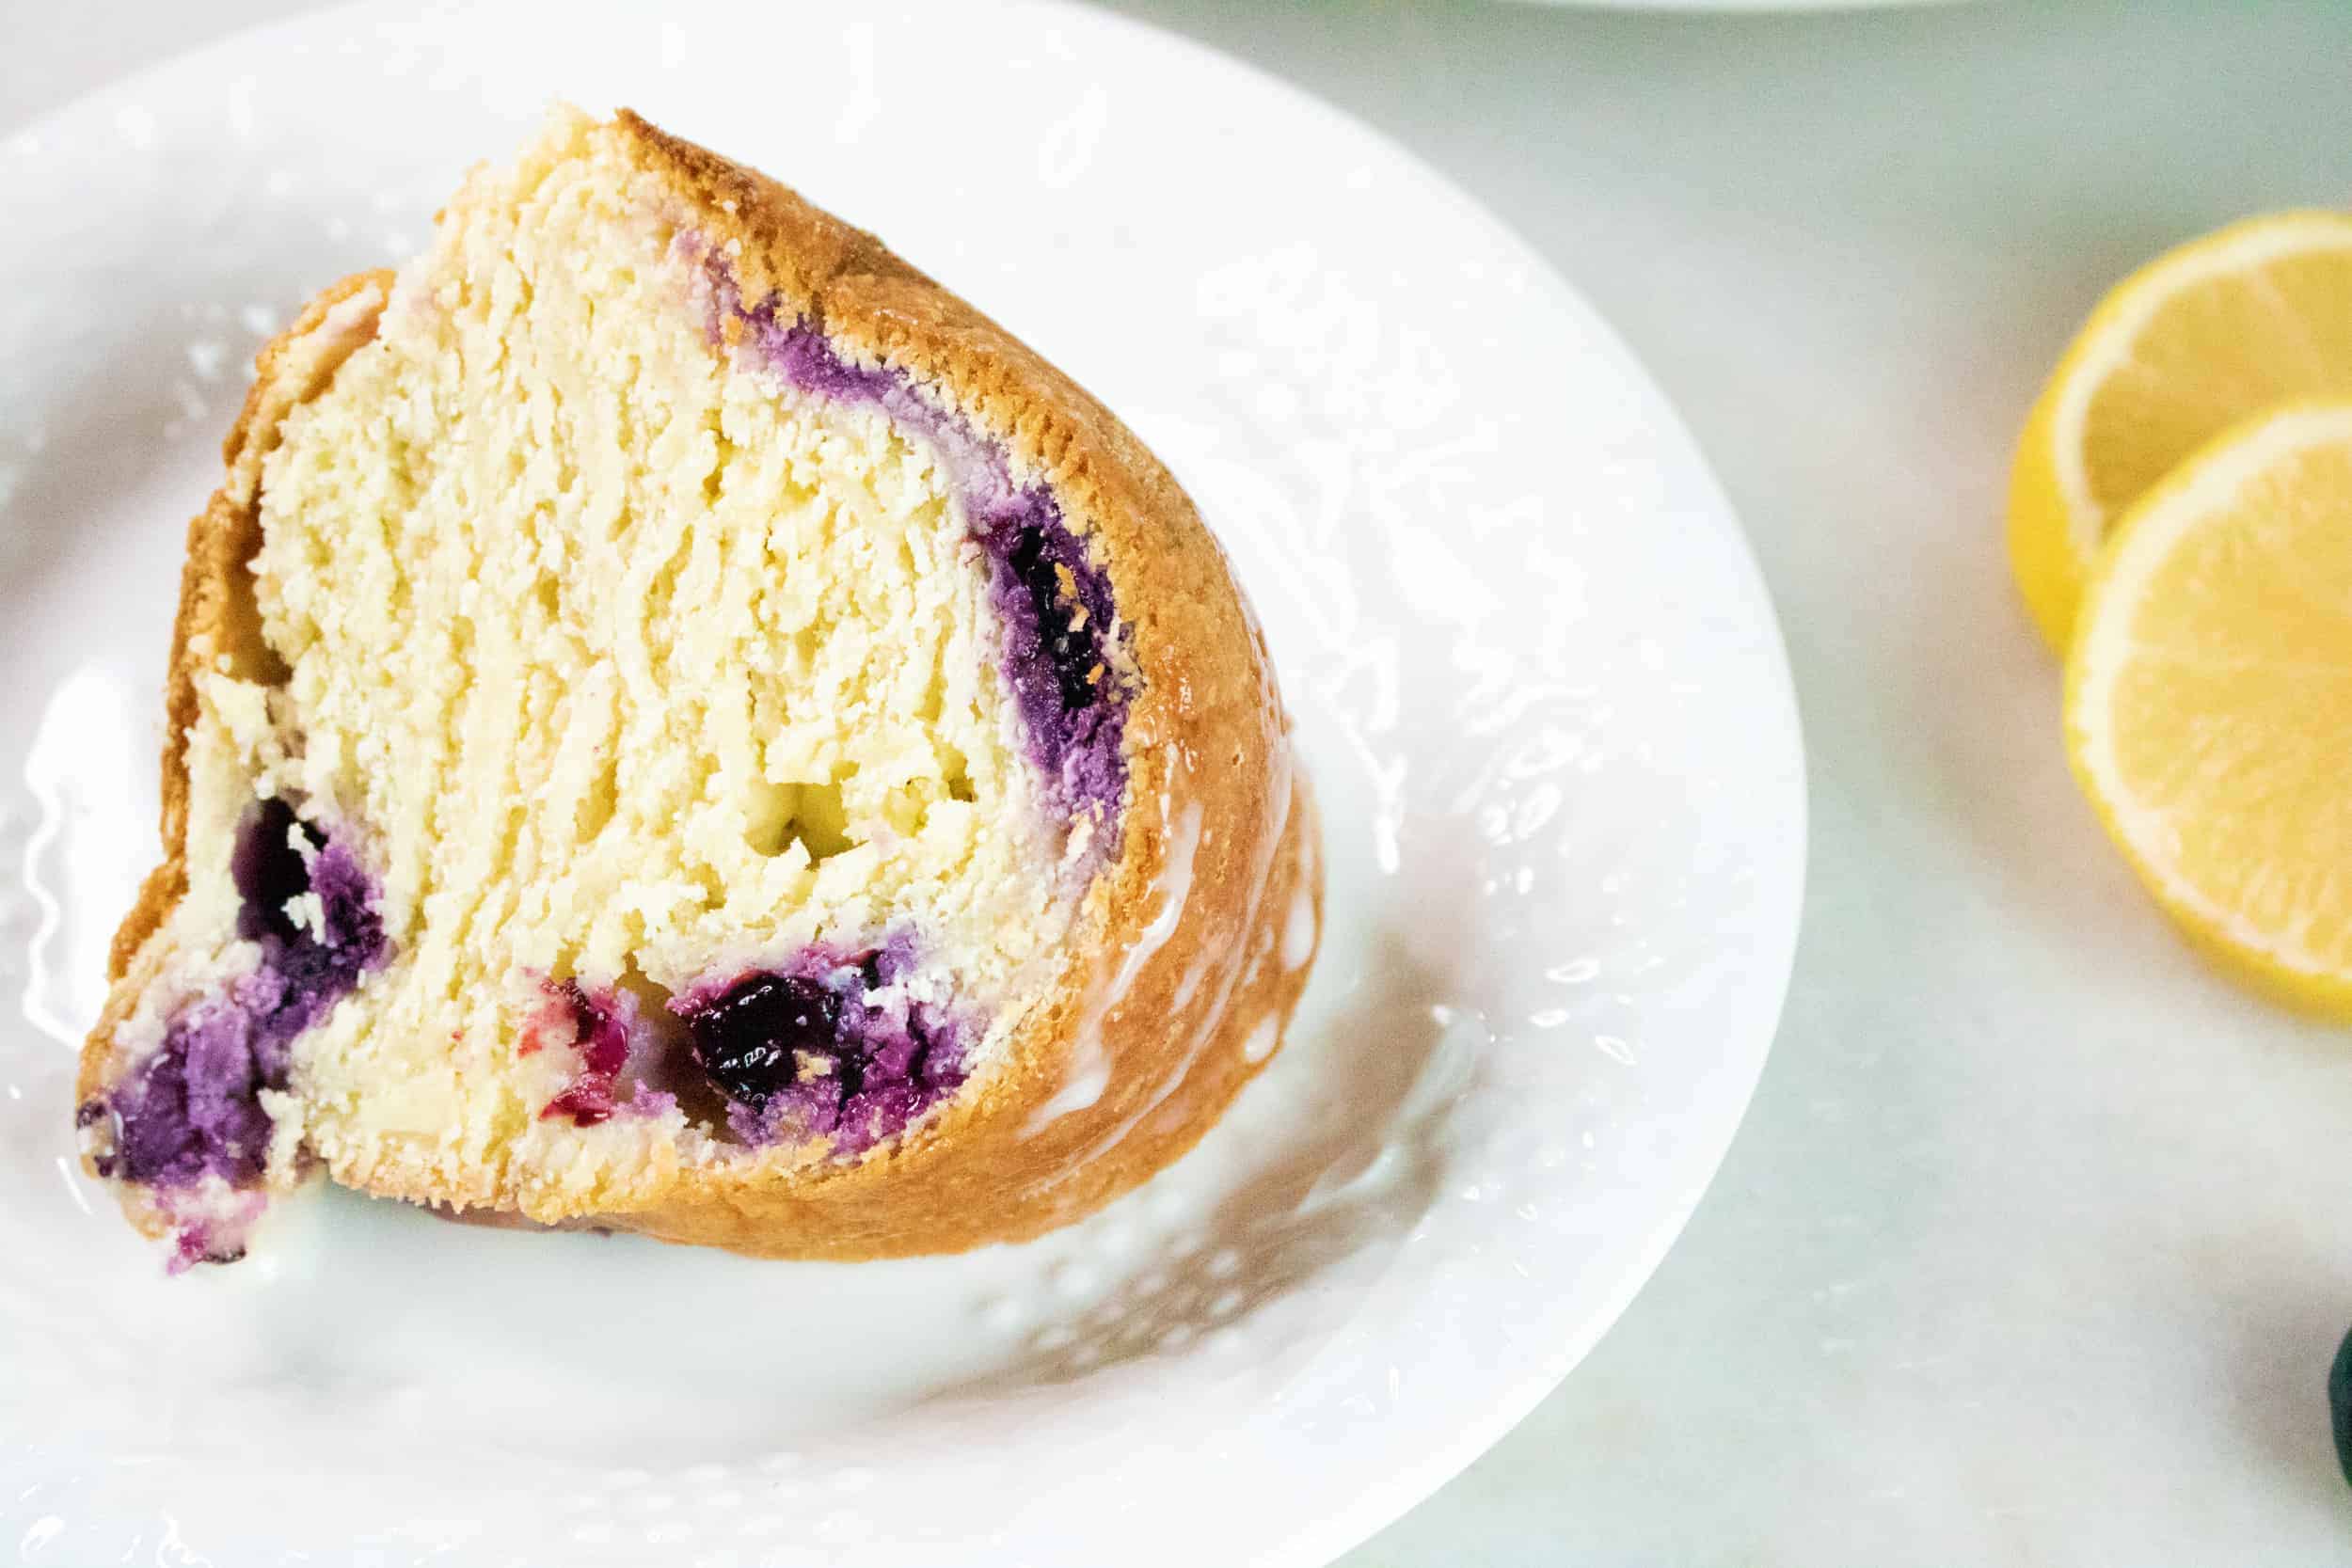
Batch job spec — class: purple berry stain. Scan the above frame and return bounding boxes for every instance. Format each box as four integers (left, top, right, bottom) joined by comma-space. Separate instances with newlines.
83, 800, 388, 1268
92, 800, 385, 1195
538, 980, 633, 1127
675, 944, 970, 1155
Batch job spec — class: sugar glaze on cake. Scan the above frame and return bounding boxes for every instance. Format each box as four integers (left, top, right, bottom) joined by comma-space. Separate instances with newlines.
76, 105, 1319, 1265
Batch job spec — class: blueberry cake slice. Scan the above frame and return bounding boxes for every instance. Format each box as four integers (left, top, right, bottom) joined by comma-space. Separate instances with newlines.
77, 106, 1319, 1267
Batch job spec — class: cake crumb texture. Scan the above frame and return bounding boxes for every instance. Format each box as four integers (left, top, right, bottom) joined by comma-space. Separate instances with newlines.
80, 105, 1320, 1259
249, 111, 1076, 1209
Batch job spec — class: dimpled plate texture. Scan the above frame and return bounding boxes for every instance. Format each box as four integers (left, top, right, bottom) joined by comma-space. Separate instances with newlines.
0, 3, 1804, 1564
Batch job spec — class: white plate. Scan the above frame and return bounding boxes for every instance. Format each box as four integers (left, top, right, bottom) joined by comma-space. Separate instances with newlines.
0, 3, 1804, 1563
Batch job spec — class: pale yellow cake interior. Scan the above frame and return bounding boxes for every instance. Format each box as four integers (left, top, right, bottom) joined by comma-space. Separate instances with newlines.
132, 107, 1083, 1216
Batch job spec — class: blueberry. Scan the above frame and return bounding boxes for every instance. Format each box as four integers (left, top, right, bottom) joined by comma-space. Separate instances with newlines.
685, 974, 844, 1108
1007, 526, 1102, 714
231, 799, 319, 943
2330, 1323, 2352, 1488
555, 980, 629, 1078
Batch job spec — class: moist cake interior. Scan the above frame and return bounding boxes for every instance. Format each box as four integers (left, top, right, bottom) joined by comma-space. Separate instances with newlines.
86, 107, 1136, 1259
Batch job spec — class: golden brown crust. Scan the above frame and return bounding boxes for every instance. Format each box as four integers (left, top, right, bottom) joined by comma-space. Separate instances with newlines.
82, 113, 1320, 1259
102, 268, 394, 998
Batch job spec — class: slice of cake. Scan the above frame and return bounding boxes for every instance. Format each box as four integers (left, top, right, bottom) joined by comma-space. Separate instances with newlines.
75, 105, 1319, 1268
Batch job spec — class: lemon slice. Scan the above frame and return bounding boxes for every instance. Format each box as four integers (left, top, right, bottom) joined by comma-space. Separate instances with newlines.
2067, 401, 2352, 1012
2010, 211, 2352, 649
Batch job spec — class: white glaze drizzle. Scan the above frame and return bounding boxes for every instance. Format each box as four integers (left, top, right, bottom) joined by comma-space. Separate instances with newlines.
1024, 780, 1202, 1132
1280, 888, 1316, 973
1049, 742, 1299, 1166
